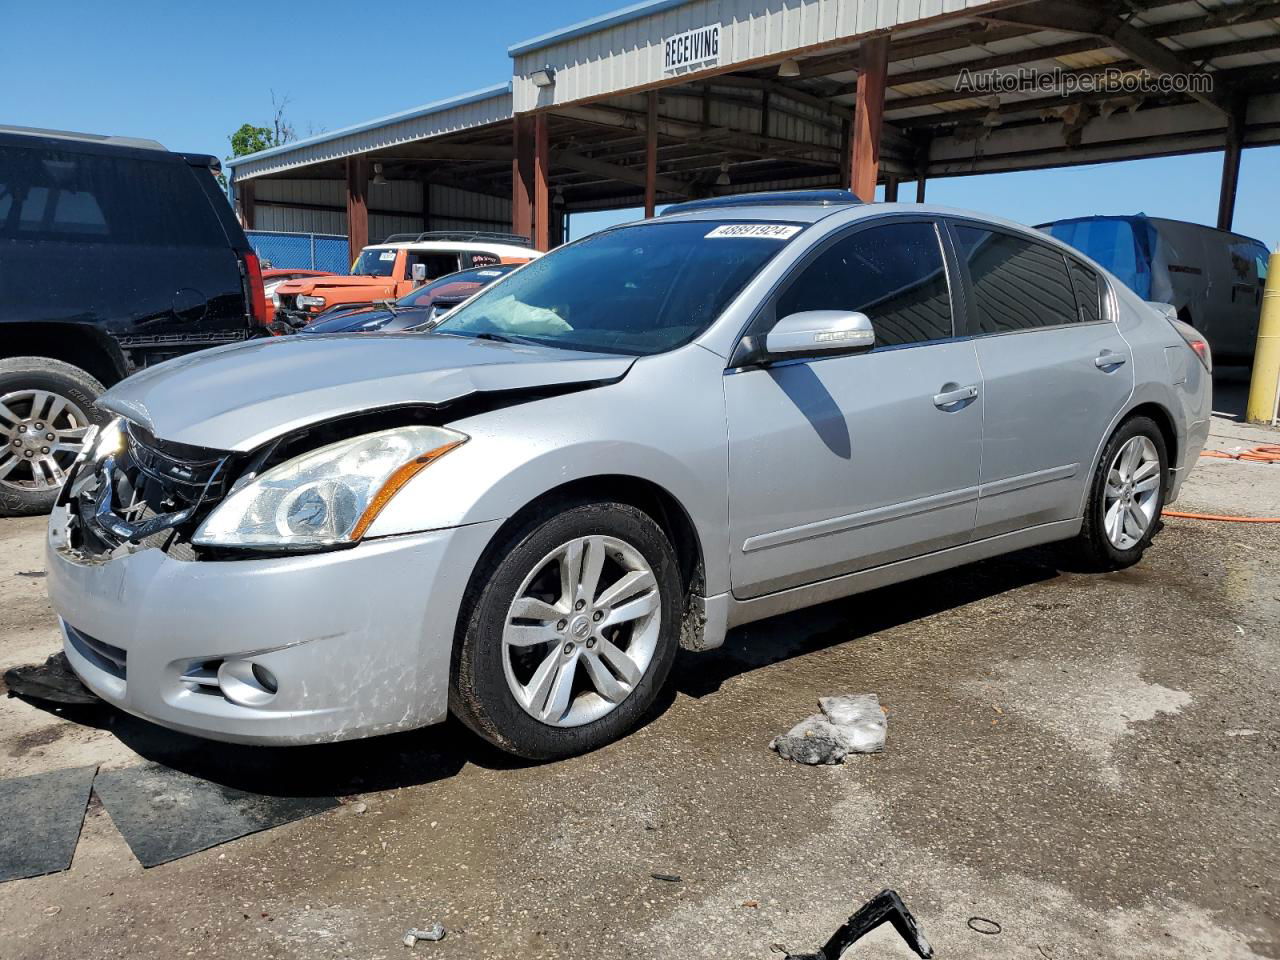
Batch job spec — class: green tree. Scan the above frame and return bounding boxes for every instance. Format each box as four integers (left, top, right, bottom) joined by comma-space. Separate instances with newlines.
228, 123, 275, 158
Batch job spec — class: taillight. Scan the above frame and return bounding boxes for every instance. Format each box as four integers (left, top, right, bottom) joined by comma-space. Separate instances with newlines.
1168, 316, 1212, 373
242, 251, 269, 328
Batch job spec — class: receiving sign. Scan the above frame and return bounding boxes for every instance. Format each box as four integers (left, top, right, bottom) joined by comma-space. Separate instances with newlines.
664, 23, 720, 73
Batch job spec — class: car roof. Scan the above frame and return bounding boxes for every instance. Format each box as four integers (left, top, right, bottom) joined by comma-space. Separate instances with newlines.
364, 240, 541, 258
0, 123, 167, 151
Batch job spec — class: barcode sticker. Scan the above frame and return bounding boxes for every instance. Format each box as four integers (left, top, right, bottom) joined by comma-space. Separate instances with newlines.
705, 224, 802, 240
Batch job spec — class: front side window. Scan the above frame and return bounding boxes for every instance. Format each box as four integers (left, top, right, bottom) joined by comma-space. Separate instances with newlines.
776, 221, 953, 347
953, 226, 1080, 334
433, 220, 794, 356
351, 248, 397, 277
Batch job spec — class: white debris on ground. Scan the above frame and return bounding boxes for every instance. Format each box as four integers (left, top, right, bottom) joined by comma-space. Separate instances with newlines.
770, 694, 887, 765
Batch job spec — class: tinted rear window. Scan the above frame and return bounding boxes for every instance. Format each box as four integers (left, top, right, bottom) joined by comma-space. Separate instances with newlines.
0, 144, 226, 246
1068, 259, 1103, 324
953, 226, 1080, 333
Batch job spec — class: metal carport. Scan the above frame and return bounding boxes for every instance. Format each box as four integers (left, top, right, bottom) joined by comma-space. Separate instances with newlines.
226, 0, 1280, 263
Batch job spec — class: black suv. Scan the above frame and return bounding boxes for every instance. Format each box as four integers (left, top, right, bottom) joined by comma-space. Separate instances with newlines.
0, 125, 267, 515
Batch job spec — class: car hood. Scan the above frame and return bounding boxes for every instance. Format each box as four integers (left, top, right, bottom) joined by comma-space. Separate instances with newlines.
300, 308, 404, 333
99, 334, 635, 452
278, 276, 388, 294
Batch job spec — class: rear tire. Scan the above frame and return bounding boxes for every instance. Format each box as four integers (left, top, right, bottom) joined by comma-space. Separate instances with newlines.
0, 357, 108, 517
451, 500, 682, 760
1071, 415, 1168, 571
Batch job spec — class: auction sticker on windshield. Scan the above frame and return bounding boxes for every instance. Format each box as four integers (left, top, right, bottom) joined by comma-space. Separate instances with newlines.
705, 224, 802, 240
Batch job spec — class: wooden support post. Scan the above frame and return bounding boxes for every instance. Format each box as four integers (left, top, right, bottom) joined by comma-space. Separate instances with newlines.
1217, 103, 1244, 232
850, 34, 889, 203
237, 178, 256, 230
512, 114, 535, 241
533, 112, 550, 252
884, 177, 899, 202
345, 156, 368, 266
645, 91, 658, 218
916, 177, 927, 203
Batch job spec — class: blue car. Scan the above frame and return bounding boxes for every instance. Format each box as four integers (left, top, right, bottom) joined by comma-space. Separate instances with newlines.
300, 265, 519, 334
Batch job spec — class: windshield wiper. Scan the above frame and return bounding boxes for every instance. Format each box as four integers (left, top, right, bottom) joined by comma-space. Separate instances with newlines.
470, 331, 516, 344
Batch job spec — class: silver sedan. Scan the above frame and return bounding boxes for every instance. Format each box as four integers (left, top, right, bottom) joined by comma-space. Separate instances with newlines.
46, 191, 1211, 759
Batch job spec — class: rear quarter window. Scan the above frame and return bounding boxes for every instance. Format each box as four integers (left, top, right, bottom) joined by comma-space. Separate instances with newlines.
0, 144, 227, 247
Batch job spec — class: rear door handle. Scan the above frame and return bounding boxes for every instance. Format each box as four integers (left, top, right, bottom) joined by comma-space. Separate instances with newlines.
933, 384, 979, 408
1095, 351, 1128, 370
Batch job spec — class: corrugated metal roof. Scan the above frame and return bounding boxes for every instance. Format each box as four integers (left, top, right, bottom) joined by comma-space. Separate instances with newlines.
229, 83, 513, 180
508, 0, 694, 57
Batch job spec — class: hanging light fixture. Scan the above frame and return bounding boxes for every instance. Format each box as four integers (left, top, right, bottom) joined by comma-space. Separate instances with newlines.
777, 58, 800, 78
371, 162, 388, 186
553, 187, 565, 208
715, 160, 731, 186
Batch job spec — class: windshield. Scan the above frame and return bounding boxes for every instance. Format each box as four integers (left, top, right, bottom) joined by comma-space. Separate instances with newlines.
432, 220, 796, 355
351, 247, 398, 277
398, 265, 514, 306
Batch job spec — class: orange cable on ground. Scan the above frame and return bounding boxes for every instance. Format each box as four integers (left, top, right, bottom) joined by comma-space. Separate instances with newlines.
1160, 445, 1280, 522
1200, 444, 1280, 464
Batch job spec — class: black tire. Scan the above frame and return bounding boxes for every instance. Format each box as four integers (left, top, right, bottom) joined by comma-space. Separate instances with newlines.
1071, 415, 1168, 571
451, 500, 683, 760
0, 356, 109, 517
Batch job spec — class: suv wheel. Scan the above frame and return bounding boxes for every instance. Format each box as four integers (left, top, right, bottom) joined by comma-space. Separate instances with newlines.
452, 501, 682, 760
1072, 415, 1168, 571
0, 357, 109, 516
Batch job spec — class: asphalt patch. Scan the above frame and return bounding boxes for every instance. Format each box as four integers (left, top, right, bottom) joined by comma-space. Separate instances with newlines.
93, 763, 339, 867
0, 764, 97, 883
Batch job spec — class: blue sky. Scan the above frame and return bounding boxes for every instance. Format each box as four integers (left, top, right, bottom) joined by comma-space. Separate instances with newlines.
3, 0, 1275, 246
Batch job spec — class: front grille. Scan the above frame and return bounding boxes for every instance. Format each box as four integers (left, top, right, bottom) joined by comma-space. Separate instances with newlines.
66, 624, 126, 680
70, 422, 238, 558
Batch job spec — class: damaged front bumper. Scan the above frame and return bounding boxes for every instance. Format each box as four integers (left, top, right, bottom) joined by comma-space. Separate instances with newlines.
46, 509, 502, 745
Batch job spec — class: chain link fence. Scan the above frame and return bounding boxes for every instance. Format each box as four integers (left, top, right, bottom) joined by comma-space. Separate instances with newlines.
246, 231, 350, 274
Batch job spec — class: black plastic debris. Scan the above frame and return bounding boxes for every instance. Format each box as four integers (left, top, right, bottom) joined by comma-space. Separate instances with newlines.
3, 652, 100, 706
786, 889, 933, 959
93, 763, 339, 867
0, 765, 97, 883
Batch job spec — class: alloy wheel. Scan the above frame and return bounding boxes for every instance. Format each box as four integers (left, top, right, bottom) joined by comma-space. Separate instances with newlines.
0, 390, 92, 493
1103, 435, 1161, 550
502, 534, 662, 727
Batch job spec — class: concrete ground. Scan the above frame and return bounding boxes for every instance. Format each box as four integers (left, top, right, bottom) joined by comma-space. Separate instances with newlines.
1, 393, 1277, 959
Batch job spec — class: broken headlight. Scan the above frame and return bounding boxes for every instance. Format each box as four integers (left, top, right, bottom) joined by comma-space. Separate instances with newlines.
192, 426, 466, 551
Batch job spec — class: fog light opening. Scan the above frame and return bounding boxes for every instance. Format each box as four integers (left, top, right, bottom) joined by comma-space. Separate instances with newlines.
251, 662, 278, 694
216, 658, 279, 707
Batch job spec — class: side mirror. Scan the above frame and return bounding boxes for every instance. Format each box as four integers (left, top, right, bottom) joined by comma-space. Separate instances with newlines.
1146, 301, 1178, 323
411, 263, 427, 284
764, 310, 876, 359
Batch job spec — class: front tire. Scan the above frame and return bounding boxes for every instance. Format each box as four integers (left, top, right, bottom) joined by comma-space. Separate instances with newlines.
1072, 416, 1168, 571
0, 357, 108, 517
451, 500, 682, 760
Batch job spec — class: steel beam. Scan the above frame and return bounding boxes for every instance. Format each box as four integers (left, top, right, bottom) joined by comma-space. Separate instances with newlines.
851, 34, 890, 202
1218, 102, 1244, 231
345, 156, 368, 266
645, 91, 658, 217
512, 114, 534, 240
534, 112, 550, 251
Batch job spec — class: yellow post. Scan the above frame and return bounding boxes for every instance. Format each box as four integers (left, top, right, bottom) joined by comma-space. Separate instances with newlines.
1246, 247, 1280, 424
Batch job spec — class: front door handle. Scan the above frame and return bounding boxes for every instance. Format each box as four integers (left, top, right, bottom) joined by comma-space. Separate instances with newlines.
933, 384, 979, 409
1095, 350, 1128, 370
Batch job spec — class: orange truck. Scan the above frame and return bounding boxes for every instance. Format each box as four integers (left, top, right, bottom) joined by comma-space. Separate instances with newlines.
272, 231, 540, 327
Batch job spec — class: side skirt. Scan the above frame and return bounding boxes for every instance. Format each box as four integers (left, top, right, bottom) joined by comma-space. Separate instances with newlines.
692, 518, 1082, 649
